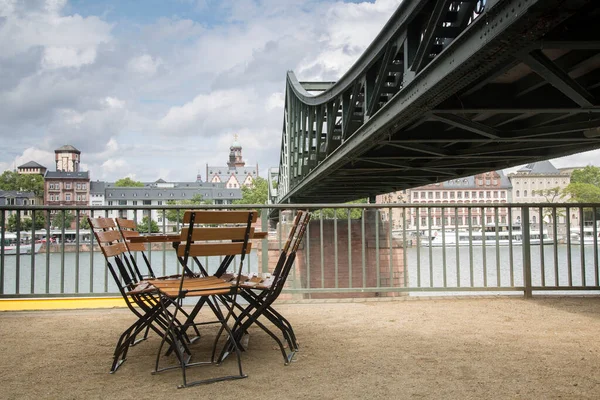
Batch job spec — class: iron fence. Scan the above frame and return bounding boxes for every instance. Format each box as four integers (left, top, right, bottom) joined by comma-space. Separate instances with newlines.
1, 203, 599, 299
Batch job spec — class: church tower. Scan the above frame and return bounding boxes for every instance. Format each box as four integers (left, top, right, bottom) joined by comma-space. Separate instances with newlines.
227, 135, 245, 169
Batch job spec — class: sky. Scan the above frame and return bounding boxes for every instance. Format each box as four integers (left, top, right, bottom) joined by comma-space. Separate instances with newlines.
0, 0, 598, 184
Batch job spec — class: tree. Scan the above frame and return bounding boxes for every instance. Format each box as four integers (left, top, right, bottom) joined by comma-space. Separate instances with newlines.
137, 216, 159, 233
562, 182, 600, 203
570, 165, 600, 187
0, 170, 44, 196
532, 187, 566, 224
233, 177, 268, 205
114, 177, 145, 187
17, 174, 44, 197
52, 211, 75, 229
312, 199, 368, 220
164, 194, 212, 224
79, 216, 90, 230
0, 170, 18, 190
8, 213, 46, 232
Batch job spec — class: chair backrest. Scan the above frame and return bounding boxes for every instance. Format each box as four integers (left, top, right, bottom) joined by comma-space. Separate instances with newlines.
176, 210, 258, 293
88, 217, 138, 292
268, 211, 311, 300
115, 217, 155, 279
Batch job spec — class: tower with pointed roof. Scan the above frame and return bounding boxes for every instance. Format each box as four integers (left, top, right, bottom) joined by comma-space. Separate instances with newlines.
227, 134, 245, 169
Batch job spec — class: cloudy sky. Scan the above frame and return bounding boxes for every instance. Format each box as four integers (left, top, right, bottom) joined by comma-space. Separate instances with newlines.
0, 0, 598, 184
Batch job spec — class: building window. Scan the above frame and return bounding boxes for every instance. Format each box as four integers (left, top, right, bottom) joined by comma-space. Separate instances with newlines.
66, 194, 71, 201
132, 201, 137, 205
143, 200, 151, 205
465, 192, 470, 198
494, 191, 498, 198
479, 191, 484, 198
501, 192, 506, 198
118, 200, 127, 205
435, 192, 440, 199
66, 183, 71, 189
457, 192, 462, 199
428, 192, 433, 199
443, 192, 448, 199
108, 201, 113, 206
413, 192, 418, 199
81, 183, 86, 190
76, 183, 81, 190
486, 191, 491, 198
420, 192, 425, 199
524, 190, 528, 197
158, 201, 162, 205
450, 192, 455, 199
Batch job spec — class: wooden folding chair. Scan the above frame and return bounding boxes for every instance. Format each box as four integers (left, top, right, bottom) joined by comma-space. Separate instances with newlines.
88, 217, 177, 372
115, 217, 201, 345
150, 210, 257, 388
218, 211, 310, 365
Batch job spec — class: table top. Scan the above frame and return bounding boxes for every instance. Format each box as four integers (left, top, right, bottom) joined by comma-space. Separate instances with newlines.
129, 231, 268, 243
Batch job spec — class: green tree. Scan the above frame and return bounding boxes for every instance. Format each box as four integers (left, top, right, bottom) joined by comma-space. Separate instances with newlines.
51, 211, 75, 229
8, 213, 46, 232
17, 174, 44, 196
570, 165, 600, 187
164, 194, 212, 224
79, 216, 90, 230
563, 182, 600, 203
0, 170, 18, 190
137, 216, 159, 233
114, 177, 145, 187
0, 170, 44, 196
233, 177, 268, 205
313, 199, 368, 220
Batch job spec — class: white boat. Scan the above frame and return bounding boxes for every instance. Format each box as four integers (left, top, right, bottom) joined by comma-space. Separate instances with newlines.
424, 225, 554, 247
1, 233, 43, 255
570, 226, 600, 245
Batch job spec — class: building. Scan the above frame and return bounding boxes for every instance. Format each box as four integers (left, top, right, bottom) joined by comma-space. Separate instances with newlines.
508, 160, 575, 229
206, 136, 259, 189
96, 179, 242, 232
54, 144, 81, 172
0, 190, 38, 224
44, 145, 91, 225
377, 170, 512, 231
17, 161, 47, 176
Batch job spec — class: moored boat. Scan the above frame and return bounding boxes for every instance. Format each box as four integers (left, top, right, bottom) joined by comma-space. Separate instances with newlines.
1, 233, 43, 255
424, 225, 554, 247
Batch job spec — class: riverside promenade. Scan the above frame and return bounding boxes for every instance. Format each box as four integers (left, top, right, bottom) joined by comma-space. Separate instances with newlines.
2, 296, 600, 399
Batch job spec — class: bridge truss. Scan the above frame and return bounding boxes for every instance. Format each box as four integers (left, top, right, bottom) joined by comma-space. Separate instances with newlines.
275, 0, 600, 204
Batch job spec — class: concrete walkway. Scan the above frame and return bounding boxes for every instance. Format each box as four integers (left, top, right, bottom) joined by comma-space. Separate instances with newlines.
1, 296, 600, 399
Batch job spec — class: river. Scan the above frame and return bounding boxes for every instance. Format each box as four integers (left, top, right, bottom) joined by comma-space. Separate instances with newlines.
1, 244, 599, 296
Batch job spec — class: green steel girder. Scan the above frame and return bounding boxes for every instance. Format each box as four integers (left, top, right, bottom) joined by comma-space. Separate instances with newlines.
276, 0, 600, 204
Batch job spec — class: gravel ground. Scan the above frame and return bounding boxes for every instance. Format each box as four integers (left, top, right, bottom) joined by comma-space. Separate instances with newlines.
1, 296, 600, 399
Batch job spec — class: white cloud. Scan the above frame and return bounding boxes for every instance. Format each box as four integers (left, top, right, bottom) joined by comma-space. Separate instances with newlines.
2, 0, 598, 186
127, 54, 163, 76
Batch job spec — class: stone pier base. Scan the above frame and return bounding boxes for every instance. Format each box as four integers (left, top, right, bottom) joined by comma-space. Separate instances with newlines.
257, 211, 406, 299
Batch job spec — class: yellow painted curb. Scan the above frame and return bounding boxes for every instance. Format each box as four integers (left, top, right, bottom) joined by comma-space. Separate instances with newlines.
0, 297, 127, 311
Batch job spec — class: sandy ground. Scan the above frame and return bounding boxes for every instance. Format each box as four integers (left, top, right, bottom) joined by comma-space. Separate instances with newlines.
1, 296, 600, 399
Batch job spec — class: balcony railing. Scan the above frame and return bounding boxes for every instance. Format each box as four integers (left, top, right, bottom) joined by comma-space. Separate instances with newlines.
1, 203, 599, 299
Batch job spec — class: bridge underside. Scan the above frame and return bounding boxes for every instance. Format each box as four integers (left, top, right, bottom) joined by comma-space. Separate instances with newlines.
279, 0, 600, 204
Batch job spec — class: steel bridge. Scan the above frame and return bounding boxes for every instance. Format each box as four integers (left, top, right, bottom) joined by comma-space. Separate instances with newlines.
274, 0, 600, 204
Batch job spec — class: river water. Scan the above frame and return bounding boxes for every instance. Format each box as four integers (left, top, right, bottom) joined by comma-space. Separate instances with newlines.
1, 244, 599, 296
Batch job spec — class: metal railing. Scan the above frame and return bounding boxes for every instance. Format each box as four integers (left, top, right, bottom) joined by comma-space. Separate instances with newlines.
1, 203, 599, 299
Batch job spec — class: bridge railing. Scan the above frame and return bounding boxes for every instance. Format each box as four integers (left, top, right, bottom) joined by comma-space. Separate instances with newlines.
1, 203, 599, 299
